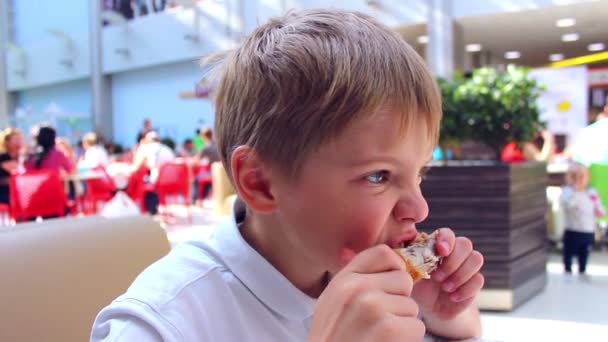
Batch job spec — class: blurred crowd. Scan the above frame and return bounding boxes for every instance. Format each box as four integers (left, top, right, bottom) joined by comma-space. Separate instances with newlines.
0, 117, 220, 210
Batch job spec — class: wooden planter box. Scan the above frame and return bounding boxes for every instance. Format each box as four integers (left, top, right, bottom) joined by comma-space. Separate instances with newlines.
418, 161, 548, 311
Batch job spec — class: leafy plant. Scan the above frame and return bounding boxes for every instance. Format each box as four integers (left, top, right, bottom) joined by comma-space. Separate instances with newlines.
450, 65, 545, 160
438, 75, 469, 145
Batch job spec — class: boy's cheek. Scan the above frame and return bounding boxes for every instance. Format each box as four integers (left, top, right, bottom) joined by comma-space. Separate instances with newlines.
340, 220, 385, 254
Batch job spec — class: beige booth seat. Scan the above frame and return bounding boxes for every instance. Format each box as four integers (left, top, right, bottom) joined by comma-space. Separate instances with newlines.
0, 215, 170, 342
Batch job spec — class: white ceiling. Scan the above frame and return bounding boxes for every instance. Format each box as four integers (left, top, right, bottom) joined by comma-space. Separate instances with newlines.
396, 0, 608, 68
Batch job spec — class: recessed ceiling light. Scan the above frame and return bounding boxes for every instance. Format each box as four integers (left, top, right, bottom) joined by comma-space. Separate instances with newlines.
561, 33, 579, 42
466, 44, 482, 52
549, 53, 564, 61
417, 35, 428, 44
588, 43, 606, 52
505, 51, 521, 60
556, 18, 576, 28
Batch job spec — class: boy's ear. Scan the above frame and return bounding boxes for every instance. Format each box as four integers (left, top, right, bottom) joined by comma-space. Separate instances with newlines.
230, 146, 276, 213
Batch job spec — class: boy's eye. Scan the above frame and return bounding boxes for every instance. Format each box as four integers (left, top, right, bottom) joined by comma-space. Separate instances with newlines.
366, 170, 390, 184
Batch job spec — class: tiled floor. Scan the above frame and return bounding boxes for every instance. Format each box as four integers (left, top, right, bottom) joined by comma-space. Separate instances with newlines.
163, 206, 608, 342
480, 252, 608, 341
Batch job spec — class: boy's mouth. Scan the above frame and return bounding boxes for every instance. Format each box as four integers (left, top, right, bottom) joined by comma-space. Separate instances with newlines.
389, 231, 418, 249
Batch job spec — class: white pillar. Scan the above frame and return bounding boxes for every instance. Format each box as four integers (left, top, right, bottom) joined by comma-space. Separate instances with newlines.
426, 0, 454, 79
0, 0, 15, 128
89, 0, 113, 141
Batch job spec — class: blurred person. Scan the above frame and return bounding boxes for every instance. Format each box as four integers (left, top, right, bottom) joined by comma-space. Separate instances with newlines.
193, 128, 220, 201
178, 138, 196, 158
134, 131, 175, 181
501, 129, 555, 162
133, 131, 175, 214
192, 128, 204, 152
25, 126, 74, 176
136, 118, 154, 144
569, 100, 608, 165
561, 163, 606, 274
80, 132, 110, 167
199, 128, 220, 164
0, 128, 24, 204
56, 137, 77, 168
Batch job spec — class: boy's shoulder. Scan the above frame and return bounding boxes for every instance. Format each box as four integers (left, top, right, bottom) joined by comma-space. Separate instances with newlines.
118, 232, 234, 309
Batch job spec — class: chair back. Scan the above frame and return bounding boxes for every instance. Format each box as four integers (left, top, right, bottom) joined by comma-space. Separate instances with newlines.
155, 160, 191, 203
124, 165, 149, 208
589, 163, 608, 223
10, 170, 67, 221
0, 215, 170, 342
87, 166, 116, 195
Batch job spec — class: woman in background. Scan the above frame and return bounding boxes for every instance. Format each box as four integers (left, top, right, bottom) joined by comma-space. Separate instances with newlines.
25, 126, 74, 176
0, 128, 24, 204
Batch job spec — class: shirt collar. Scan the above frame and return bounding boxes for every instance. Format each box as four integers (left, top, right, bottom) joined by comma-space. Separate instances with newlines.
213, 198, 316, 321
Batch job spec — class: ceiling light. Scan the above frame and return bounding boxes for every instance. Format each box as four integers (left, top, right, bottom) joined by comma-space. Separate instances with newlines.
561, 33, 579, 42
549, 53, 564, 61
466, 44, 482, 52
556, 18, 576, 28
505, 51, 521, 59
417, 35, 428, 44
588, 43, 605, 52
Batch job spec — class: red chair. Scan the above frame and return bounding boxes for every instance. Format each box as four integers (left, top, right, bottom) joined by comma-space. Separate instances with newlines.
155, 161, 192, 222
124, 165, 150, 213
10, 170, 67, 222
83, 166, 117, 214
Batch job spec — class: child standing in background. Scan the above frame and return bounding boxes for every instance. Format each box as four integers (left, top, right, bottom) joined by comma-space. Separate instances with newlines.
561, 163, 606, 274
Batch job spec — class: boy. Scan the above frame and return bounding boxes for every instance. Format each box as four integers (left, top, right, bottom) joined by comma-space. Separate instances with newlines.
561, 163, 605, 274
91, 9, 484, 341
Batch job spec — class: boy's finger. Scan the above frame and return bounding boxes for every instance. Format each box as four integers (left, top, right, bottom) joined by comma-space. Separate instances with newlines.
441, 250, 484, 293
449, 273, 485, 303
433, 237, 472, 282
435, 228, 455, 256
361, 270, 414, 296
346, 245, 406, 274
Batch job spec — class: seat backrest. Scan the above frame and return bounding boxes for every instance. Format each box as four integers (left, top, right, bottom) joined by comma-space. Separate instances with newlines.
10, 170, 67, 220
0, 215, 171, 342
87, 166, 117, 195
156, 161, 190, 197
589, 163, 608, 222
124, 165, 149, 203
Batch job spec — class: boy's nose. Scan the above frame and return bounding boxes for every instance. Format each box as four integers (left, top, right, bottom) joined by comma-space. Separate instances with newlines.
392, 189, 429, 224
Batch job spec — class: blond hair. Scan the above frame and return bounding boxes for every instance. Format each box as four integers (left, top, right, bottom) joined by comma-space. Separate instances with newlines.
82, 132, 98, 147
205, 9, 441, 180
0, 128, 22, 153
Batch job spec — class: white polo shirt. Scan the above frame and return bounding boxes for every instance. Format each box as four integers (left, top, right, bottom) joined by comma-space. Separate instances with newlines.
91, 204, 441, 341
90, 203, 316, 341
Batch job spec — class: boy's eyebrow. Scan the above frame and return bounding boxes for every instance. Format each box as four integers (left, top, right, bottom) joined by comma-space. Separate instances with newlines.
344, 156, 402, 167
345, 155, 433, 169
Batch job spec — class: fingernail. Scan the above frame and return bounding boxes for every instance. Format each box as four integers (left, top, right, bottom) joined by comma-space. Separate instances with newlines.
443, 281, 455, 292
450, 293, 461, 302
434, 271, 445, 282
439, 241, 450, 253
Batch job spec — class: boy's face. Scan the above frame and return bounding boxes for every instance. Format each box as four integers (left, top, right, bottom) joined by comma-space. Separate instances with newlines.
571, 166, 589, 190
270, 108, 432, 275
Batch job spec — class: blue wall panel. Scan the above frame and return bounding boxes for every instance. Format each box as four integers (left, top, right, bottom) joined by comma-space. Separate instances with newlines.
112, 61, 215, 147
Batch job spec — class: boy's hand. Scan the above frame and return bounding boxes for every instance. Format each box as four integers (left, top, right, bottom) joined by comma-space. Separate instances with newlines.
308, 245, 425, 342
411, 228, 484, 321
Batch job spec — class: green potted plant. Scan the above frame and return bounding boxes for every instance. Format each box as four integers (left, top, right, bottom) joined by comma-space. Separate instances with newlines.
420, 65, 548, 311
454, 65, 545, 160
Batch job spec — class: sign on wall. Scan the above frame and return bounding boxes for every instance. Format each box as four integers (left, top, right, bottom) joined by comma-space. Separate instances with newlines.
529, 66, 588, 137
